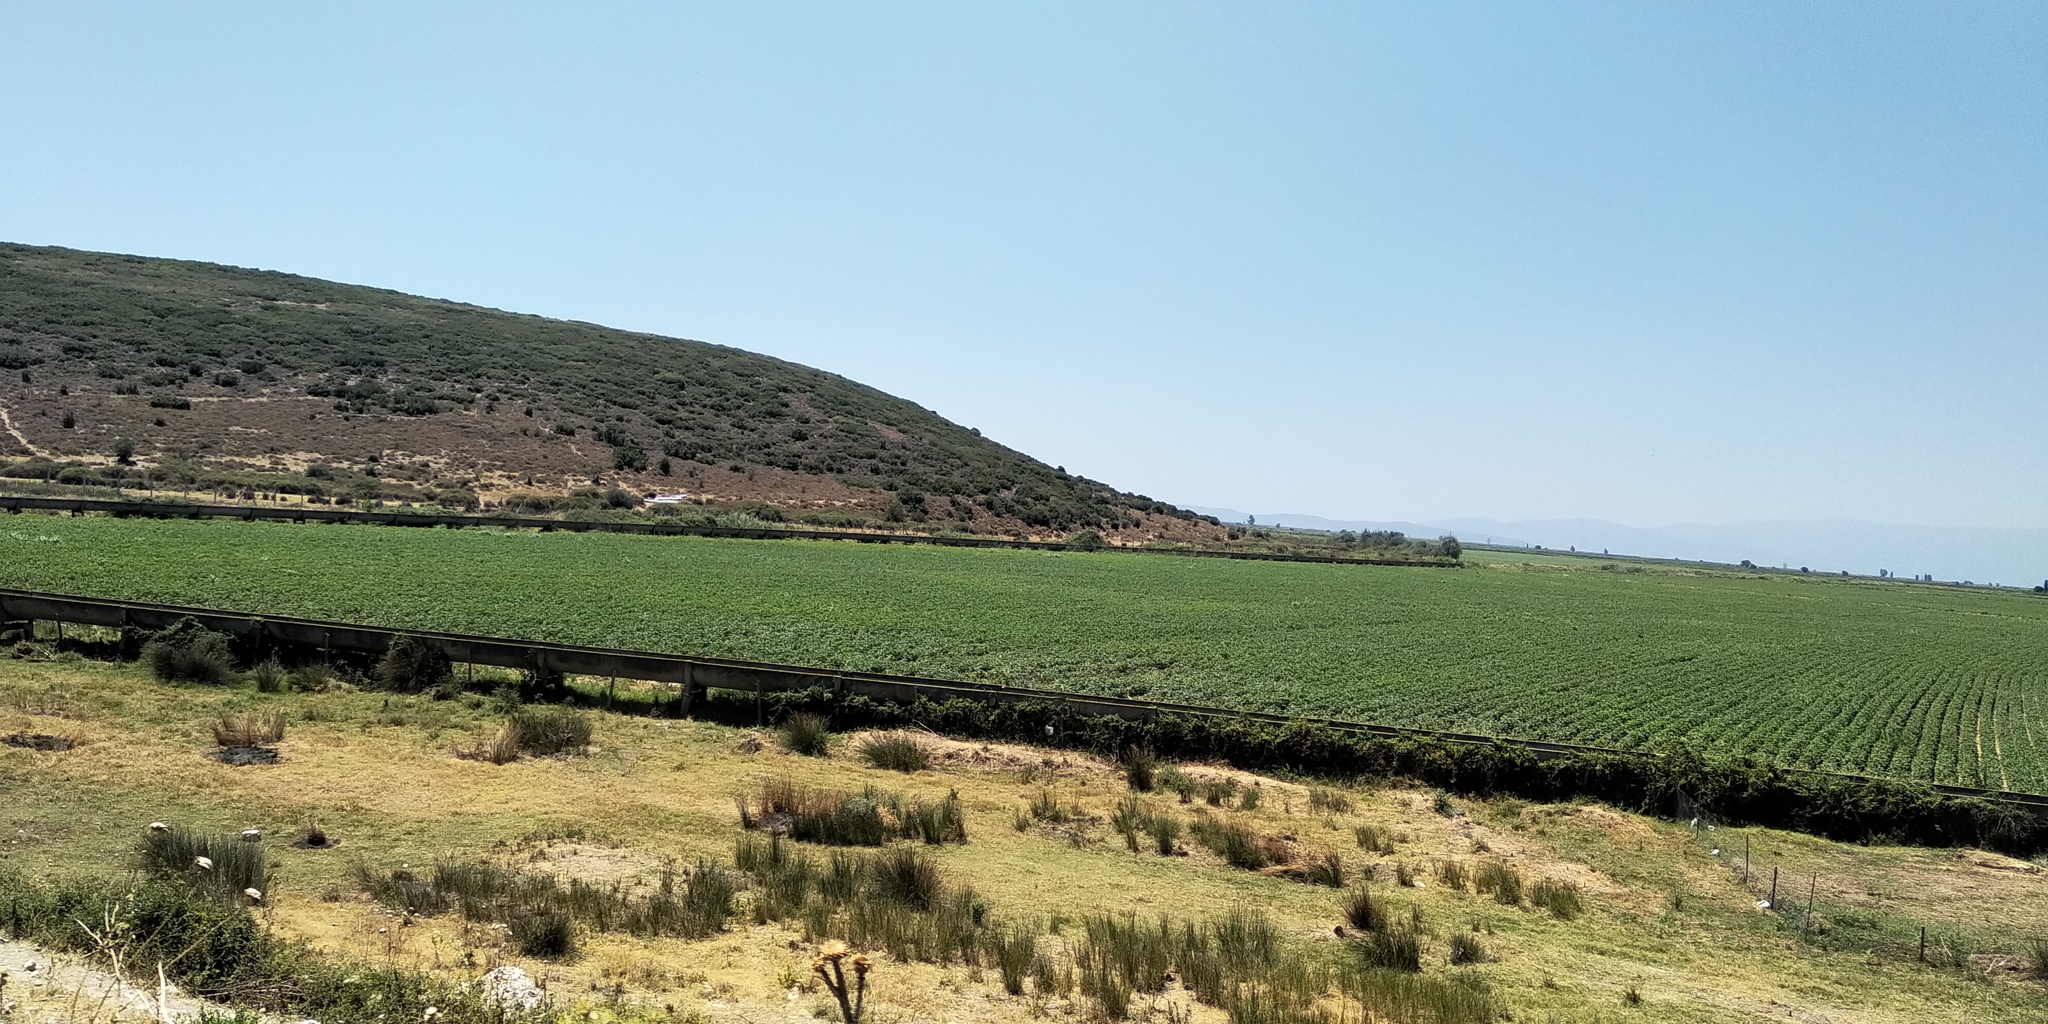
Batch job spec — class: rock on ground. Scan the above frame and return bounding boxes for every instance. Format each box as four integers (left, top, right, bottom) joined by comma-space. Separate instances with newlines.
478, 966, 545, 1012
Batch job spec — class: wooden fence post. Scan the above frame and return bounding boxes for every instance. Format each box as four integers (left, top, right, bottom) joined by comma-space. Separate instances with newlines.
1768, 867, 1778, 910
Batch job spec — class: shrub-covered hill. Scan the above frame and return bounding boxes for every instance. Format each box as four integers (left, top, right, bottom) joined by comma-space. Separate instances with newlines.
0, 242, 1210, 537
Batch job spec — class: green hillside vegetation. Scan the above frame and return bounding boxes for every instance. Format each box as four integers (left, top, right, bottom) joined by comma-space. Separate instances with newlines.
5, 514, 2045, 794
0, 242, 1206, 535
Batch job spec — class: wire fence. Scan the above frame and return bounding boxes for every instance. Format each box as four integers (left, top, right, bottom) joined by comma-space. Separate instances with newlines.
1670, 789, 2047, 977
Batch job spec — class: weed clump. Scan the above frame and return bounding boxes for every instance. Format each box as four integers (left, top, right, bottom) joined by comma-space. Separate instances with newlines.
746, 778, 965, 846
1435, 859, 1469, 892
1123, 745, 1158, 792
984, 925, 1037, 995
1447, 931, 1486, 965
373, 634, 452, 693
250, 658, 288, 693
732, 836, 984, 965
857, 732, 932, 772
1355, 823, 1396, 854
289, 662, 339, 693
1203, 777, 1240, 807
1338, 964, 1496, 1024
1109, 796, 1154, 852
511, 705, 592, 755
510, 907, 575, 958
211, 709, 286, 747
1304, 851, 1346, 888
781, 712, 832, 756
1146, 813, 1182, 855
1308, 788, 1353, 814
870, 846, 943, 910
1531, 878, 1583, 919
358, 856, 736, 944
1474, 860, 1524, 907
1188, 814, 1269, 870
142, 618, 236, 685
139, 827, 271, 900
1344, 887, 1386, 933
1028, 789, 1079, 824
1359, 922, 1422, 971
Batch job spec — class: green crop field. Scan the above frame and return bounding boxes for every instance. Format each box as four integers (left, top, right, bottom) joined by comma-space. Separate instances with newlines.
5, 514, 2046, 793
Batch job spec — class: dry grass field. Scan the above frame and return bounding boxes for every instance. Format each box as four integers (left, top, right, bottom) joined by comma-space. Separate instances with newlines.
4, 654, 2047, 1024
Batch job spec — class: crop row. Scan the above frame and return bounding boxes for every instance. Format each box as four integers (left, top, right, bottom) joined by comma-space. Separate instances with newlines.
3, 515, 2045, 793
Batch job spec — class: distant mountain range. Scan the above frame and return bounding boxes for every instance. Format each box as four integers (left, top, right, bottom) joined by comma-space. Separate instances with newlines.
1184, 507, 2048, 588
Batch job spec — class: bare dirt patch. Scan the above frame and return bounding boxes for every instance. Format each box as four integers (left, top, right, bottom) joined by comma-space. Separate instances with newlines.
2, 732, 72, 752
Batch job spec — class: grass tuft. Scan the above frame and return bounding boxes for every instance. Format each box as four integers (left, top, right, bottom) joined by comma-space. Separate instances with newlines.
1531, 877, 1583, 919
1354, 824, 1395, 854
857, 732, 932, 771
358, 855, 735, 943
780, 712, 832, 756
510, 704, 591, 755
373, 634, 452, 694
1123, 745, 1158, 792
1029, 788, 1077, 824
1358, 924, 1422, 972
985, 924, 1037, 995
870, 846, 944, 910
1344, 887, 1386, 933
250, 658, 288, 693
1159, 764, 1197, 803
1304, 851, 1345, 888
1339, 964, 1496, 1024
142, 618, 236, 685
139, 827, 271, 898
510, 907, 575, 958
1473, 860, 1523, 907
1434, 859, 1469, 892
1307, 788, 1353, 814
211, 709, 286, 747
1188, 814, 1268, 870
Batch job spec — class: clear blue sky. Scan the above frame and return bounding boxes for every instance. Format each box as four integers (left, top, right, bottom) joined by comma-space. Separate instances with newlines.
3, 3, 2043, 530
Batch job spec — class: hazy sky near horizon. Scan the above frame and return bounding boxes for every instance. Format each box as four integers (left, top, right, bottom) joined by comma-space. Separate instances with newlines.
3, 3, 2043, 529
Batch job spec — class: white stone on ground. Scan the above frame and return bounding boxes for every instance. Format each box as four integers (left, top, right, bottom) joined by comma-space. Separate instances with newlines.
479, 966, 545, 1011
